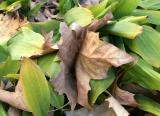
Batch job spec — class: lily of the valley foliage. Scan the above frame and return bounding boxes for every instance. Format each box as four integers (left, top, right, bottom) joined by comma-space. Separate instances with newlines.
0, 0, 160, 116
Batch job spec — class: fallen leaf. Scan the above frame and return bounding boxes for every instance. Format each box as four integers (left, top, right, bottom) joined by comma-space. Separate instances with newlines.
112, 86, 138, 107
0, 13, 24, 44
0, 58, 51, 116
8, 107, 21, 116
66, 101, 116, 116
80, 0, 101, 7
88, 12, 113, 31
66, 96, 129, 116
76, 31, 135, 108
51, 22, 86, 109
105, 96, 129, 116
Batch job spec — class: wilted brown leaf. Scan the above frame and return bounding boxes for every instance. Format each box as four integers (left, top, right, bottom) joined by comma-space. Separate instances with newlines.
88, 12, 113, 31
0, 13, 25, 41
76, 31, 135, 108
51, 22, 86, 109
42, 31, 58, 55
0, 82, 28, 111
113, 85, 138, 107
66, 96, 129, 116
8, 107, 21, 116
105, 96, 129, 116
80, 0, 101, 7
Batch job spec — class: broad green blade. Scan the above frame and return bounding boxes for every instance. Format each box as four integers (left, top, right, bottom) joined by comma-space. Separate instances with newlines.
89, 68, 115, 105
125, 26, 160, 67
59, 0, 74, 14
122, 58, 160, 90
20, 58, 50, 116
49, 84, 64, 108
0, 57, 20, 78
139, 0, 160, 10
38, 54, 60, 78
64, 7, 93, 27
25, 20, 60, 34
88, 0, 109, 18
7, 27, 45, 60
0, 102, 7, 116
135, 95, 160, 116
113, 0, 140, 18
0, 46, 8, 63
132, 9, 160, 25
103, 21, 143, 39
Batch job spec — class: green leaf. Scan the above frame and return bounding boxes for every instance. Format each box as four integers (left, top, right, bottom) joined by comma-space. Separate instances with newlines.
29, 2, 44, 17
59, 0, 74, 14
25, 20, 60, 34
22, 111, 32, 116
0, 57, 20, 78
113, 0, 140, 18
37, 54, 61, 78
88, 0, 109, 18
125, 26, 160, 67
135, 95, 160, 116
49, 84, 64, 108
139, 0, 160, 10
103, 21, 143, 39
132, 9, 160, 25
7, 27, 45, 60
89, 68, 115, 104
20, 58, 50, 116
64, 7, 93, 27
0, 102, 7, 116
0, 46, 9, 63
122, 58, 160, 90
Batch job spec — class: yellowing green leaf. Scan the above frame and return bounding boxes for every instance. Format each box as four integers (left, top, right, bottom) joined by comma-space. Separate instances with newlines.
125, 26, 160, 67
7, 27, 45, 60
64, 7, 93, 27
20, 58, 50, 116
132, 9, 160, 25
103, 21, 143, 39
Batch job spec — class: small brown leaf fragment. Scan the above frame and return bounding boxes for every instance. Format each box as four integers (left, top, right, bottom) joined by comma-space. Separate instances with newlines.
76, 31, 135, 108
88, 12, 113, 31
51, 22, 86, 109
0, 82, 28, 111
105, 96, 129, 116
113, 86, 138, 107
0, 13, 25, 40
66, 101, 116, 116
8, 107, 21, 116
42, 31, 58, 55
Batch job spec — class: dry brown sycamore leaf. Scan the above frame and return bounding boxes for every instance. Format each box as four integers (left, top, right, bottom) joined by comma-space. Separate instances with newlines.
0, 14, 24, 41
66, 96, 129, 116
113, 85, 138, 107
76, 31, 135, 108
51, 22, 86, 110
0, 82, 28, 111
